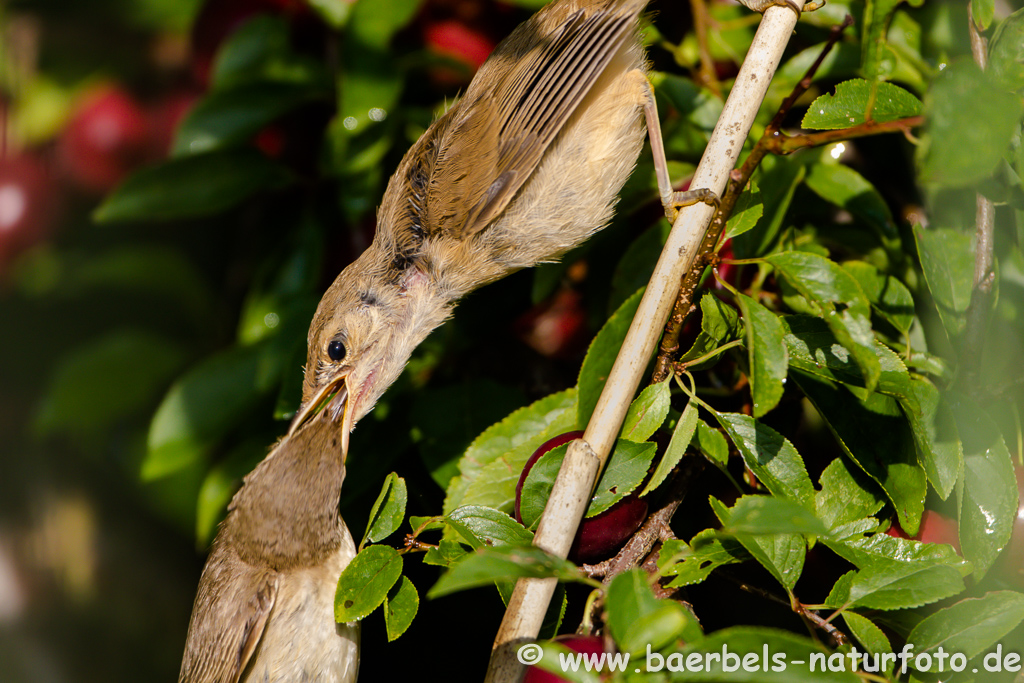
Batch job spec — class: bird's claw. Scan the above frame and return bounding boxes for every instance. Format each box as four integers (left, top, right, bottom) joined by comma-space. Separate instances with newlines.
663, 188, 720, 224
738, 0, 824, 15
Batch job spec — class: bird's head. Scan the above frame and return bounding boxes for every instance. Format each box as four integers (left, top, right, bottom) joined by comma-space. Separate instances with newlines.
288, 250, 446, 449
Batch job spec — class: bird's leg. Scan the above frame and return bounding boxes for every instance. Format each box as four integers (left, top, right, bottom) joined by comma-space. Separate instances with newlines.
630, 71, 719, 225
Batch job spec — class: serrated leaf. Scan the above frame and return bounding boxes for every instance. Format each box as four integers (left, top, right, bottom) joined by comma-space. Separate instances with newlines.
896, 376, 962, 500
914, 227, 976, 343
335, 545, 403, 622
711, 497, 805, 592
692, 419, 729, 464
427, 545, 589, 598
907, 591, 1024, 666
578, 289, 644, 428
953, 398, 1018, 580
918, 60, 1024, 186
422, 538, 469, 568
94, 150, 294, 223
446, 506, 533, 548
713, 412, 815, 508
841, 262, 914, 335
642, 399, 697, 496
721, 495, 830, 537
362, 472, 407, 547
621, 379, 670, 442
846, 562, 965, 611
735, 293, 788, 417
659, 531, 749, 587
842, 612, 893, 673
803, 79, 922, 130
383, 576, 418, 641
815, 457, 885, 533
445, 389, 576, 515
794, 371, 926, 535
766, 251, 880, 392
605, 569, 662, 649
825, 529, 968, 574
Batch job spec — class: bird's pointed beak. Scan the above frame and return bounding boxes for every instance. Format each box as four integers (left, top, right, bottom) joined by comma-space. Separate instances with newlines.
288, 369, 354, 459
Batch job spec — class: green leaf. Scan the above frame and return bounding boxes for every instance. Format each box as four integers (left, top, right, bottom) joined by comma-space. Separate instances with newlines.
578, 289, 644, 428
735, 292, 788, 417
720, 495, 830, 537
842, 612, 893, 673
95, 150, 293, 223
802, 79, 922, 130
692, 419, 729, 465
815, 457, 884, 533
605, 569, 665, 652
422, 538, 469, 568
678, 293, 742, 368
841, 261, 914, 335
989, 8, 1024, 91
642, 399, 698, 496
914, 227, 976, 343
173, 82, 328, 156
362, 473, 408, 547
907, 591, 1024, 666
766, 251, 880, 392
659, 531, 749, 587
806, 165, 898, 241
142, 343, 282, 480
953, 398, 1018, 580
825, 529, 968, 575
971, 0, 995, 31
349, 0, 422, 48
383, 576, 418, 641
427, 545, 589, 598
307, 0, 353, 28
782, 315, 909, 394
211, 15, 324, 88
793, 372, 926, 535
733, 156, 805, 258
861, 0, 902, 82
34, 330, 185, 441
335, 545, 403, 622
445, 506, 533, 548
518, 440, 656, 528
621, 379, 671, 442
711, 497, 805, 592
445, 389, 576, 515
918, 60, 1024, 187
713, 412, 815, 508
724, 181, 764, 239
670, 627, 860, 681
846, 562, 965, 610
895, 376, 962, 500
609, 223, 667, 314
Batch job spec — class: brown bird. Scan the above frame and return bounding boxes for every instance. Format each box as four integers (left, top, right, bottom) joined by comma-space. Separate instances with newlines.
178, 405, 358, 683
292, 0, 726, 443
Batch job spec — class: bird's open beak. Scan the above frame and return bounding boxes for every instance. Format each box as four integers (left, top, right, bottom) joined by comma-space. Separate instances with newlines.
288, 369, 354, 458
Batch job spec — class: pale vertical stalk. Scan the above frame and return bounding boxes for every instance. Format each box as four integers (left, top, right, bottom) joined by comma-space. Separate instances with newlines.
484, 4, 806, 682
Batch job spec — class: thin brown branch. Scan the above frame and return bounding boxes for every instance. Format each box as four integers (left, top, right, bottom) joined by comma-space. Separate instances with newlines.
727, 574, 848, 647
689, 0, 723, 98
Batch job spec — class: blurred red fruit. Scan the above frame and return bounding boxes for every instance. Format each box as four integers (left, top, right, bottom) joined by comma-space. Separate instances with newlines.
424, 19, 495, 86
149, 89, 200, 156
886, 509, 960, 553
515, 289, 589, 359
994, 465, 1024, 586
0, 153, 56, 263
59, 85, 150, 193
522, 635, 607, 683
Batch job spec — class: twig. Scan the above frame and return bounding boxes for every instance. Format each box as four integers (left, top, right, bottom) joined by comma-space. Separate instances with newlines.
728, 575, 848, 647
961, 3, 996, 394
689, 0, 723, 98
650, 16, 854, 384
484, 6, 810, 682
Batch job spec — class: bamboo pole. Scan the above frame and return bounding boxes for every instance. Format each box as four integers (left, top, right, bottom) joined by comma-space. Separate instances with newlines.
484, 3, 807, 681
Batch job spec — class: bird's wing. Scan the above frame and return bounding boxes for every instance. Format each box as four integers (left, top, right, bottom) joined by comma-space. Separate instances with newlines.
424, 0, 641, 239
178, 550, 279, 683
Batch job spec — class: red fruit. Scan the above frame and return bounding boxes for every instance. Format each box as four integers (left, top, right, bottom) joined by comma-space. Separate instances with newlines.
886, 509, 960, 553
149, 89, 200, 157
59, 85, 150, 193
514, 289, 589, 359
515, 431, 649, 564
523, 635, 607, 683
424, 19, 496, 86
0, 154, 56, 263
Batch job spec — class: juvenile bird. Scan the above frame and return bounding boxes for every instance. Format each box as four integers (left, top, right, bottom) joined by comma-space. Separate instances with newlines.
178, 405, 358, 683
293, 0, 721, 440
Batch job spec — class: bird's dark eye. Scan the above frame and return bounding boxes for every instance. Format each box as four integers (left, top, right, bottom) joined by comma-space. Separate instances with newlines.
327, 340, 346, 362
